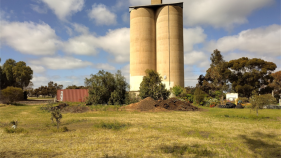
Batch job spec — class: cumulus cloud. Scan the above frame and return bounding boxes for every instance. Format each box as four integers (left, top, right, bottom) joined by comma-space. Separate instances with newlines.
88, 4, 117, 26
29, 56, 93, 70
72, 23, 89, 34
129, 0, 273, 29
63, 35, 99, 55
93, 63, 116, 71
0, 21, 60, 55
31, 76, 50, 88
206, 25, 281, 56
184, 51, 210, 68
63, 28, 130, 62
184, 27, 206, 52
99, 28, 130, 62
29, 65, 45, 73
42, 0, 84, 21
30, 4, 48, 14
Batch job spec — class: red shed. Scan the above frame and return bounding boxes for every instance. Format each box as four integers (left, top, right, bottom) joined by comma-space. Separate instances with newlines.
57, 89, 89, 102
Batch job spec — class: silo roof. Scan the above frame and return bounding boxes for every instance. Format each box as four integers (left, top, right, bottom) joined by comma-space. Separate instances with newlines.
129, 2, 183, 12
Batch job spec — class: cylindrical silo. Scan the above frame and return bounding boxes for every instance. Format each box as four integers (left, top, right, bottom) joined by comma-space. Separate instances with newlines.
156, 5, 184, 89
130, 8, 156, 91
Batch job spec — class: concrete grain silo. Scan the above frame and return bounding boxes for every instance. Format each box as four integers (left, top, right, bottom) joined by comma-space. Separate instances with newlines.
129, 0, 184, 92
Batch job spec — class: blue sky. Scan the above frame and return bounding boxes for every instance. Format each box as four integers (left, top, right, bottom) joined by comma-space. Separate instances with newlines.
0, 0, 280, 89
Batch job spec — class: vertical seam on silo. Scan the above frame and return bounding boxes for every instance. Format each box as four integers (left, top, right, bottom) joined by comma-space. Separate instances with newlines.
168, 5, 170, 87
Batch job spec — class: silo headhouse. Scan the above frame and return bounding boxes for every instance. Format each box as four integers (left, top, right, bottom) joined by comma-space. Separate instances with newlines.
130, 0, 184, 92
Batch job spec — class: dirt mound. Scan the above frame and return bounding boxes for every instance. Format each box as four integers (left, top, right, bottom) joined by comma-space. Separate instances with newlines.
125, 97, 199, 112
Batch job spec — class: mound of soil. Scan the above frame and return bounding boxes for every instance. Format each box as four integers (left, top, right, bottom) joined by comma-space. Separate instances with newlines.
125, 97, 199, 112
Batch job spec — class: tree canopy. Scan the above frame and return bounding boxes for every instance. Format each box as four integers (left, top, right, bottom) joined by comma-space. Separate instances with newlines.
1, 58, 33, 89
139, 69, 170, 100
85, 70, 128, 105
228, 57, 276, 98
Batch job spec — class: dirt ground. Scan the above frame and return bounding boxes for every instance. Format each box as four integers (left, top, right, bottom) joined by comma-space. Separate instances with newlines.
124, 97, 200, 112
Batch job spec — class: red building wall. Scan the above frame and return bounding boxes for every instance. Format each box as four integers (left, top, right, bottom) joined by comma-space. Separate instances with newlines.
57, 89, 89, 102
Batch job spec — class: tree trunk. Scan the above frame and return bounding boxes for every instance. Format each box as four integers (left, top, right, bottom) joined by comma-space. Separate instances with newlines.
256, 108, 258, 116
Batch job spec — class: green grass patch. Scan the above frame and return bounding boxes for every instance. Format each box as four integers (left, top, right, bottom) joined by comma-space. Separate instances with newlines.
93, 121, 130, 130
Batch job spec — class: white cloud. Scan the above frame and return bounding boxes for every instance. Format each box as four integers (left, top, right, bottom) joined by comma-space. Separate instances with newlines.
30, 4, 48, 14
99, 28, 130, 62
42, 0, 84, 21
63, 27, 130, 62
72, 23, 89, 34
29, 65, 45, 73
184, 51, 210, 68
184, 27, 206, 52
29, 56, 93, 70
207, 25, 281, 56
0, 21, 60, 55
88, 4, 117, 26
129, 0, 273, 29
31, 76, 50, 88
63, 34, 99, 55
93, 63, 116, 71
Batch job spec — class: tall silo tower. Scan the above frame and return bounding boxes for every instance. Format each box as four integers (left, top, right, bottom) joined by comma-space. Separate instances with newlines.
129, 0, 184, 92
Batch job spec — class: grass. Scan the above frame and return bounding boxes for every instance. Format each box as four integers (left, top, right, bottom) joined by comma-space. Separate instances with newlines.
0, 103, 280, 158
28, 96, 54, 100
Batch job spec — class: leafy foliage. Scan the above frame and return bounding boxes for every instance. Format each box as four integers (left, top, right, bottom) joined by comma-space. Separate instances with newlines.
85, 70, 128, 105
250, 92, 277, 116
139, 69, 170, 100
51, 109, 62, 130
228, 57, 276, 98
194, 87, 205, 105
171, 85, 184, 96
268, 70, 281, 102
1, 59, 33, 89
66, 85, 87, 89
2, 86, 24, 103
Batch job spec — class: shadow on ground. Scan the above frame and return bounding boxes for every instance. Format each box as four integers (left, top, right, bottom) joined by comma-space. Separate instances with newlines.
159, 144, 215, 157
239, 132, 281, 158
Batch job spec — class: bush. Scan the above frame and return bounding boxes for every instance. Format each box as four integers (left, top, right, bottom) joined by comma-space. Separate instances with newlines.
194, 87, 205, 105
238, 97, 249, 103
250, 93, 277, 116
2, 86, 23, 103
125, 92, 140, 105
139, 69, 170, 100
171, 85, 184, 97
23, 91, 28, 100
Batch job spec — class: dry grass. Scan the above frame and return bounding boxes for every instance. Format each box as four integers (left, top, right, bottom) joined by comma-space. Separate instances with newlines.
0, 104, 280, 158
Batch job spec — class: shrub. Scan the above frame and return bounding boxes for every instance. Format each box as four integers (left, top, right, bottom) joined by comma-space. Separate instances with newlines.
125, 92, 140, 105
2, 86, 23, 104
171, 85, 184, 96
23, 91, 28, 100
250, 93, 277, 116
194, 87, 205, 105
139, 69, 170, 100
237, 97, 249, 103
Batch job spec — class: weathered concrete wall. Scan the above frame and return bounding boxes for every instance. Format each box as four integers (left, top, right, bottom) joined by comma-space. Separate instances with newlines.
130, 8, 156, 91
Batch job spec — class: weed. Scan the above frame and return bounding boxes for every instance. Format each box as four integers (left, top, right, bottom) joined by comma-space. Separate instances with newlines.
93, 121, 130, 130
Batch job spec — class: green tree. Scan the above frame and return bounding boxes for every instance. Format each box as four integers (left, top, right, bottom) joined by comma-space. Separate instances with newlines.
13, 61, 33, 89
228, 57, 276, 98
139, 69, 170, 100
66, 85, 87, 89
108, 70, 128, 105
85, 70, 128, 105
250, 92, 277, 116
48, 81, 63, 97
268, 71, 281, 102
2, 59, 33, 89
2, 86, 24, 103
2, 59, 16, 88
193, 86, 205, 105
171, 85, 183, 96
198, 49, 231, 104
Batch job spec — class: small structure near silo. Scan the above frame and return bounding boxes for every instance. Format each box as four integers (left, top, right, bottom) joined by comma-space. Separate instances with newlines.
56, 89, 89, 102
226, 93, 238, 101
